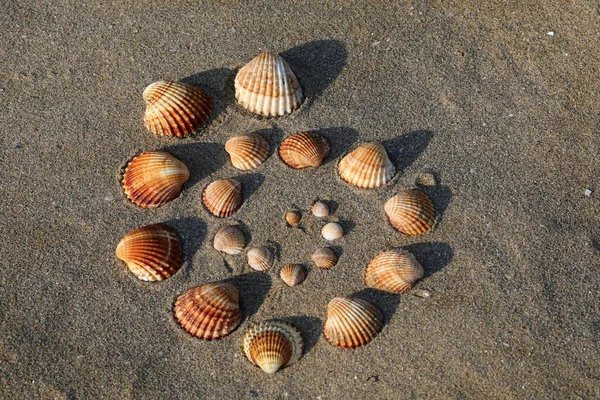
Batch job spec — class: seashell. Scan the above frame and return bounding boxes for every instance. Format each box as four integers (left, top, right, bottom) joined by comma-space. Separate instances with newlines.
235, 51, 304, 117
213, 226, 247, 255
225, 133, 270, 170
321, 222, 344, 241
285, 210, 301, 226
384, 189, 435, 235
116, 223, 183, 281
173, 282, 241, 340
323, 297, 384, 349
243, 320, 304, 374
122, 151, 189, 209
202, 179, 243, 218
143, 80, 213, 138
311, 247, 338, 269
338, 143, 395, 188
278, 132, 331, 169
311, 201, 330, 217
246, 247, 274, 271
280, 264, 307, 287
365, 249, 424, 294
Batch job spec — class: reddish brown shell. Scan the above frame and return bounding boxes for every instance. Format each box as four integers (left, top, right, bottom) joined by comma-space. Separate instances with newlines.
365, 249, 424, 294
323, 297, 384, 349
311, 247, 338, 269
384, 189, 435, 235
338, 143, 395, 188
278, 132, 331, 169
243, 320, 304, 374
225, 133, 270, 170
280, 264, 307, 287
285, 210, 301, 226
202, 179, 243, 218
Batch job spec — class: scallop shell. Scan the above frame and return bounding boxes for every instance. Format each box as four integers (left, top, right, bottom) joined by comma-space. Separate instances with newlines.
365, 249, 424, 294
213, 226, 247, 255
280, 264, 307, 287
323, 297, 384, 349
321, 222, 344, 241
143, 80, 213, 138
384, 189, 435, 235
311, 201, 330, 217
225, 133, 270, 170
116, 223, 183, 281
278, 132, 331, 169
235, 51, 304, 117
338, 143, 395, 188
243, 320, 304, 374
202, 179, 243, 218
173, 282, 241, 340
246, 247, 274, 271
311, 247, 338, 269
285, 210, 301, 226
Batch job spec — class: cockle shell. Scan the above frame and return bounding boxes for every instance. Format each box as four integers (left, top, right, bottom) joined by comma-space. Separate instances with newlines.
285, 210, 301, 226
246, 247, 274, 272
323, 297, 384, 349
311, 201, 330, 217
116, 223, 183, 281
321, 222, 344, 241
384, 189, 435, 235
278, 132, 331, 169
280, 264, 307, 287
213, 226, 247, 255
225, 133, 270, 170
143, 80, 213, 138
243, 320, 304, 374
122, 151, 189, 209
338, 143, 395, 188
365, 249, 424, 294
202, 178, 243, 218
311, 247, 338, 269
235, 51, 304, 117
173, 282, 241, 340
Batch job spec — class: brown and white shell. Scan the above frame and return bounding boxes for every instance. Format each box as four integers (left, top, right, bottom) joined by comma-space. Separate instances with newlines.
285, 210, 301, 226
384, 189, 435, 235
143, 80, 213, 138
311, 201, 330, 217
116, 223, 183, 281
213, 226, 247, 255
323, 297, 384, 349
365, 249, 424, 294
225, 133, 270, 170
278, 132, 331, 169
202, 178, 243, 218
235, 51, 304, 117
321, 222, 344, 241
122, 151, 189, 209
311, 247, 338, 269
246, 247, 274, 271
173, 282, 242, 340
280, 264, 307, 287
243, 320, 304, 374
338, 143, 395, 188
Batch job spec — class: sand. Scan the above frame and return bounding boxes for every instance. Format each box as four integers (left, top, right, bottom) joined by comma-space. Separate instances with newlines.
1, 1, 599, 398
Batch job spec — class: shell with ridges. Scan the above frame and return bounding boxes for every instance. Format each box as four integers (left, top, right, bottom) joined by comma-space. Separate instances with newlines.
213, 226, 247, 255
225, 133, 270, 170
278, 132, 331, 169
338, 142, 395, 188
280, 264, 307, 287
365, 249, 424, 294
311, 247, 338, 269
311, 201, 330, 217
323, 297, 384, 349
384, 189, 435, 235
243, 320, 304, 374
202, 179, 243, 218
246, 247, 274, 271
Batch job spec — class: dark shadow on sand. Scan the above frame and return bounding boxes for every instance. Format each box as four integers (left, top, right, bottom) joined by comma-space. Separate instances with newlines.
383, 130, 433, 175
416, 183, 452, 226
180, 68, 233, 130
281, 316, 323, 355
311, 127, 359, 164
404, 242, 453, 278
223, 272, 272, 321
163, 216, 207, 280
236, 173, 266, 204
163, 142, 227, 190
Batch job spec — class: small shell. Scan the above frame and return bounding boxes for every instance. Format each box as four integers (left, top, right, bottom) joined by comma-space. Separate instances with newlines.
173, 282, 241, 340
122, 151, 189, 209
280, 264, 307, 287
246, 247, 274, 271
311, 247, 338, 269
243, 320, 304, 374
285, 210, 301, 226
116, 223, 183, 281
202, 179, 243, 218
225, 133, 270, 170
279, 132, 331, 169
365, 249, 424, 294
235, 51, 304, 117
338, 143, 395, 188
321, 222, 344, 241
311, 201, 330, 217
384, 189, 435, 235
213, 226, 247, 255
323, 297, 384, 349
143, 81, 213, 138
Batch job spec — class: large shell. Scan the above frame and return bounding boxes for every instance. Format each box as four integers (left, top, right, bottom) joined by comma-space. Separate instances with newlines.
311, 247, 338, 269
384, 189, 435, 235
202, 179, 243, 218
246, 247, 274, 271
365, 249, 424, 294
235, 51, 304, 117
338, 143, 395, 188
143, 80, 213, 138
213, 226, 247, 255
116, 223, 183, 281
278, 132, 331, 169
173, 282, 241, 340
280, 264, 307, 287
321, 222, 344, 241
243, 320, 304, 374
225, 133, 270, 170
323, 297, 384, 349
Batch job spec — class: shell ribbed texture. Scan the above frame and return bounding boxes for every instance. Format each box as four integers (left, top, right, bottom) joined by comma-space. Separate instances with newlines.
324, 297, 384, 349
202, 179, 243, 218
384, 189, 435, 235
278, 132, 331, 169
311, 247, 338, 269
246, 247, 274, 271
213, 226, 247, 255
365, 249, 424, 294
225, 133, 270, 170
243, 321, 304, 374
280, 264, 307, 287
338, 143, 395, 188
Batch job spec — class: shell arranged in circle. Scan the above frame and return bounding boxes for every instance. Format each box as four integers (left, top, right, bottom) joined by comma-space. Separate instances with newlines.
243, 320, 304, 374
278, 132, 331, 169
323, 297, 384, 349
202, 179, 243, 218
311, 247, 338, 269
173, 282, 241, 340
213, 226, 247, 255
116, 223, 183, 281
225, 133, 270, 171
311, 201, 330, 217
365, 249, 424, 294
321, 222, 344, 241
122, 151, 190, 209
338, 142, 395, 188
246, 247, 274, 271
143, 80, 213, 138
384, 189, 435, 235
235, 51, 304, 117
285, 210, 301, 226
280, 264, 307, 287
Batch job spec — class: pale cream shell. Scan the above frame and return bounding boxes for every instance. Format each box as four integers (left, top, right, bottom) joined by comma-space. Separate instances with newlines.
365, 249, 424, 294
213, 226, 247, 255
311, 201, 330, 217
321, 222, 344, 241
246, 247, 274, 272
323, 297, 384, 349
384, 189, 435, 235
338, 142, 395, 188
225, 133, 270, 170
243, 320, 304, 374
202, 178, 243, 218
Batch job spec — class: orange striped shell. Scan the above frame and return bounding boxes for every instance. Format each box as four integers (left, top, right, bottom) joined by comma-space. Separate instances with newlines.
384, 189, 435, 235
323, 297, 384, 349
338, 143, 395, 188
278, 132, 330, 169
365, 249, 424, 294
202, 179, 243, 218
311, 247, 338, 269
243, 320, 304, 374
280, 264, 307, 287
213, 226, 247, 255
225, 133, 270, 170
